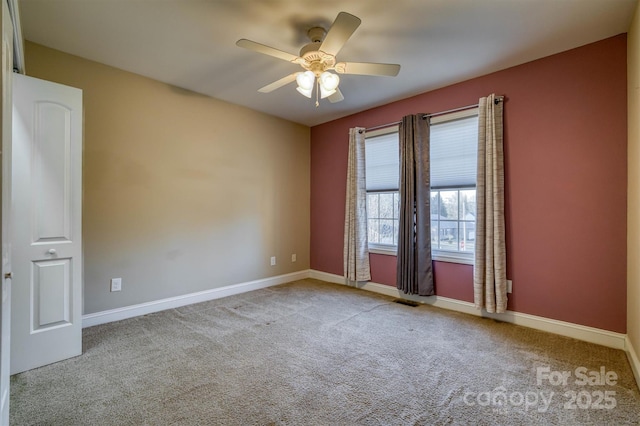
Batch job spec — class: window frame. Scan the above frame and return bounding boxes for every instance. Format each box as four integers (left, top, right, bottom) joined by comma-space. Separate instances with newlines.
365, 109, 478, 265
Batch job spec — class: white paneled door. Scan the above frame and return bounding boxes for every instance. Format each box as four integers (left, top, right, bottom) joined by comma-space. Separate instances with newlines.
11, 73, 82, 375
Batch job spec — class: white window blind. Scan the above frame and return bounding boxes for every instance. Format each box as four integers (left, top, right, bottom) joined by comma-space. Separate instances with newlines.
430, 114, 478, 188
365, 130, 399, 191
365, 110, 478, 191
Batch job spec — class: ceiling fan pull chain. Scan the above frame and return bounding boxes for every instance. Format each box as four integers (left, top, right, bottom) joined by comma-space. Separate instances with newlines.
315, 79, 320, 107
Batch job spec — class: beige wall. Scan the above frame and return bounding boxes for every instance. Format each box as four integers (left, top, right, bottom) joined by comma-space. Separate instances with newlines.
24, 42, 310, 314
628, 2, 640, 381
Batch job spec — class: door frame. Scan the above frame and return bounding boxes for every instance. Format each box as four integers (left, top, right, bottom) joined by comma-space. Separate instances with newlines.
0, 1, 12, 423
1, 0, 24, 422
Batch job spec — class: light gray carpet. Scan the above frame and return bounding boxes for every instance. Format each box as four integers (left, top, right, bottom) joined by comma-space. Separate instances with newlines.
10, 279, 640, 425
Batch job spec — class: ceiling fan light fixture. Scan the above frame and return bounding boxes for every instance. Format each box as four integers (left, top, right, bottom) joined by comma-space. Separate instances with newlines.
319, 71, 340, 91
296, 86, 313, 98
296, 71, 315, 90
296, 70, 315, 98
319, 85, 336, 99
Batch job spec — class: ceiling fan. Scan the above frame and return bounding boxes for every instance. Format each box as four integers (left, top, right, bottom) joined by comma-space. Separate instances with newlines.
236, 12, 401, 106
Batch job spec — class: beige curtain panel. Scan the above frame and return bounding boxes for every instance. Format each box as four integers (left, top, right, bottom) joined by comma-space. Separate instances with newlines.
474, 94, 507, 313
344, 127, 371, 282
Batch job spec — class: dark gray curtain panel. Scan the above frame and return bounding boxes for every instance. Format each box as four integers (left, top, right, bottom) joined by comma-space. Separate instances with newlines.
396, 114, 434, 296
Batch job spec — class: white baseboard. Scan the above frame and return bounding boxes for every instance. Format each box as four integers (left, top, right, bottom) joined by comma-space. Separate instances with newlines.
309, 270, 627, 350
626, 336, 640, 391
310, 269, 347, 285
82, 270, 310, 328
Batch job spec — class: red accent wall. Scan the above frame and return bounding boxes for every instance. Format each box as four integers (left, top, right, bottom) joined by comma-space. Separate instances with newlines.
310, 35, 627, 333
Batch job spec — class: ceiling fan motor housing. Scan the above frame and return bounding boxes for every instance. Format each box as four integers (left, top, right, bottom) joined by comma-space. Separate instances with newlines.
307, 27, 326, 43
299, 41, 323, 59
296, 27, 335, 75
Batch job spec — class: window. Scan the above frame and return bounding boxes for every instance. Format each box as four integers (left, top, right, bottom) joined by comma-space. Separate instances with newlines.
430, 188, 476, 253
364, 109, 478, 264
365, 126, 400, 248
367, 191, 400, 246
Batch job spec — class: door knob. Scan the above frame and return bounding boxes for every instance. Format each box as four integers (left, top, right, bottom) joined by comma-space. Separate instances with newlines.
48, 249, 56, 255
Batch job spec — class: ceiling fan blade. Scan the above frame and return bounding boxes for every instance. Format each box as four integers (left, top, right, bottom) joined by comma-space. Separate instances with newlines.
319, 12, 361, 56
328, 88, 344, 103
258, 73, 299, 93
236, 39, 300, 63
335, 62, 401, 77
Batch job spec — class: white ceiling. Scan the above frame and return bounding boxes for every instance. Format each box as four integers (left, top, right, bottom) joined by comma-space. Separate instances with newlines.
18, 0, 638, 126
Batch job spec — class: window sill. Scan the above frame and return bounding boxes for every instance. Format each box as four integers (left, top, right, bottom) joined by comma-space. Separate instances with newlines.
368, 245, 474, 265
433, 251, 474, 265
369, 246, 397, 256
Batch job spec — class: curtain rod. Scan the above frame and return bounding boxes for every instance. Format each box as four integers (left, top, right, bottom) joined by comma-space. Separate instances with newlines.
361, 96, 504, 134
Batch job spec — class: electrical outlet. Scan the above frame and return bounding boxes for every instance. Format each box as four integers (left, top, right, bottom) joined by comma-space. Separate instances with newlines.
291, 254, 297, 262
110, 278, 122, 292
270, 256, 276, 266
507, 280, 513, 294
